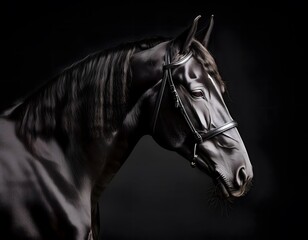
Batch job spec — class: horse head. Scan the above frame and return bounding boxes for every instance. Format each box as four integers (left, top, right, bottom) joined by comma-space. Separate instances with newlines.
131, 16, 253, 199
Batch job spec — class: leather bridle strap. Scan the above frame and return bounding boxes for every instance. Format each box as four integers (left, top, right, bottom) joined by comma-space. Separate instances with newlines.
200, 120, 238, 141
152, 50, 193, 134
151, 64, 168, 133
164, 51, 203, 143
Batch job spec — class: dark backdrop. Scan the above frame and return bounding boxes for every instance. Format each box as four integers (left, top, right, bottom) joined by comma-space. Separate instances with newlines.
1, 1, 304, 239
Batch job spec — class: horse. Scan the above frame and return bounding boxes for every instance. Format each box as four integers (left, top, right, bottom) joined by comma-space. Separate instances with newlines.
0, 15, 253, 240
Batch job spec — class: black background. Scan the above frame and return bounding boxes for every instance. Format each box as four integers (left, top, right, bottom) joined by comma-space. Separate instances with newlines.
1, 1, 305, 239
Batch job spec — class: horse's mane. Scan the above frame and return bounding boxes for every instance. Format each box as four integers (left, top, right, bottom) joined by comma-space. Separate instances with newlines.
190, 40, 224, 90
11, 37, 167, 142
10, 36, 222, 143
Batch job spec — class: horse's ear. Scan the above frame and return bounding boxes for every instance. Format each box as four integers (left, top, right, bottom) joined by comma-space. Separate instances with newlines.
195, 15, 214, 48
173, 15, 201, 54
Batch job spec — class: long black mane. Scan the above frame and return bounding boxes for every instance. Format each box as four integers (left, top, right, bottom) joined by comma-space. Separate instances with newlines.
10, 38, 166, 142
9, 37, 222, 144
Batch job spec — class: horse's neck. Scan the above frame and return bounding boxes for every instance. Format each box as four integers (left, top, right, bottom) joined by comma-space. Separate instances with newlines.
7, 40, 163, 202
90, 44, 169, 201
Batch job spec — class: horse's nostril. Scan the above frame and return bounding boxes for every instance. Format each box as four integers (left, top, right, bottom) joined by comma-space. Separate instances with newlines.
236, 167, 247, 188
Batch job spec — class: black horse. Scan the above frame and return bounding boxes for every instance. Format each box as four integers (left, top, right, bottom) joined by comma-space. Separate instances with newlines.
0, 16, 253, 240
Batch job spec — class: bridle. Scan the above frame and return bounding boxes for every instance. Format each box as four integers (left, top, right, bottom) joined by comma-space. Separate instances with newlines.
152, 45, 238, 168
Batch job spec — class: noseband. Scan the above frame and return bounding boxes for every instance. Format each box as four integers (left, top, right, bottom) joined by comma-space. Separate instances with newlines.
152, 45, 238, 168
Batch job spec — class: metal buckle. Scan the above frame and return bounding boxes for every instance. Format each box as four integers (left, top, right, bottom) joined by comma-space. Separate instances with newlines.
190, 143, 198, 168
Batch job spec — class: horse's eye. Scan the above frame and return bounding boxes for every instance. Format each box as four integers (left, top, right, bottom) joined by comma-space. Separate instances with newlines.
192, 90, 205, 98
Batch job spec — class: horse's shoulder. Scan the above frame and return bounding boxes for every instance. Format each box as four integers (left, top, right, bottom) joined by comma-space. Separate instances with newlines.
0, 117, 91, 239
